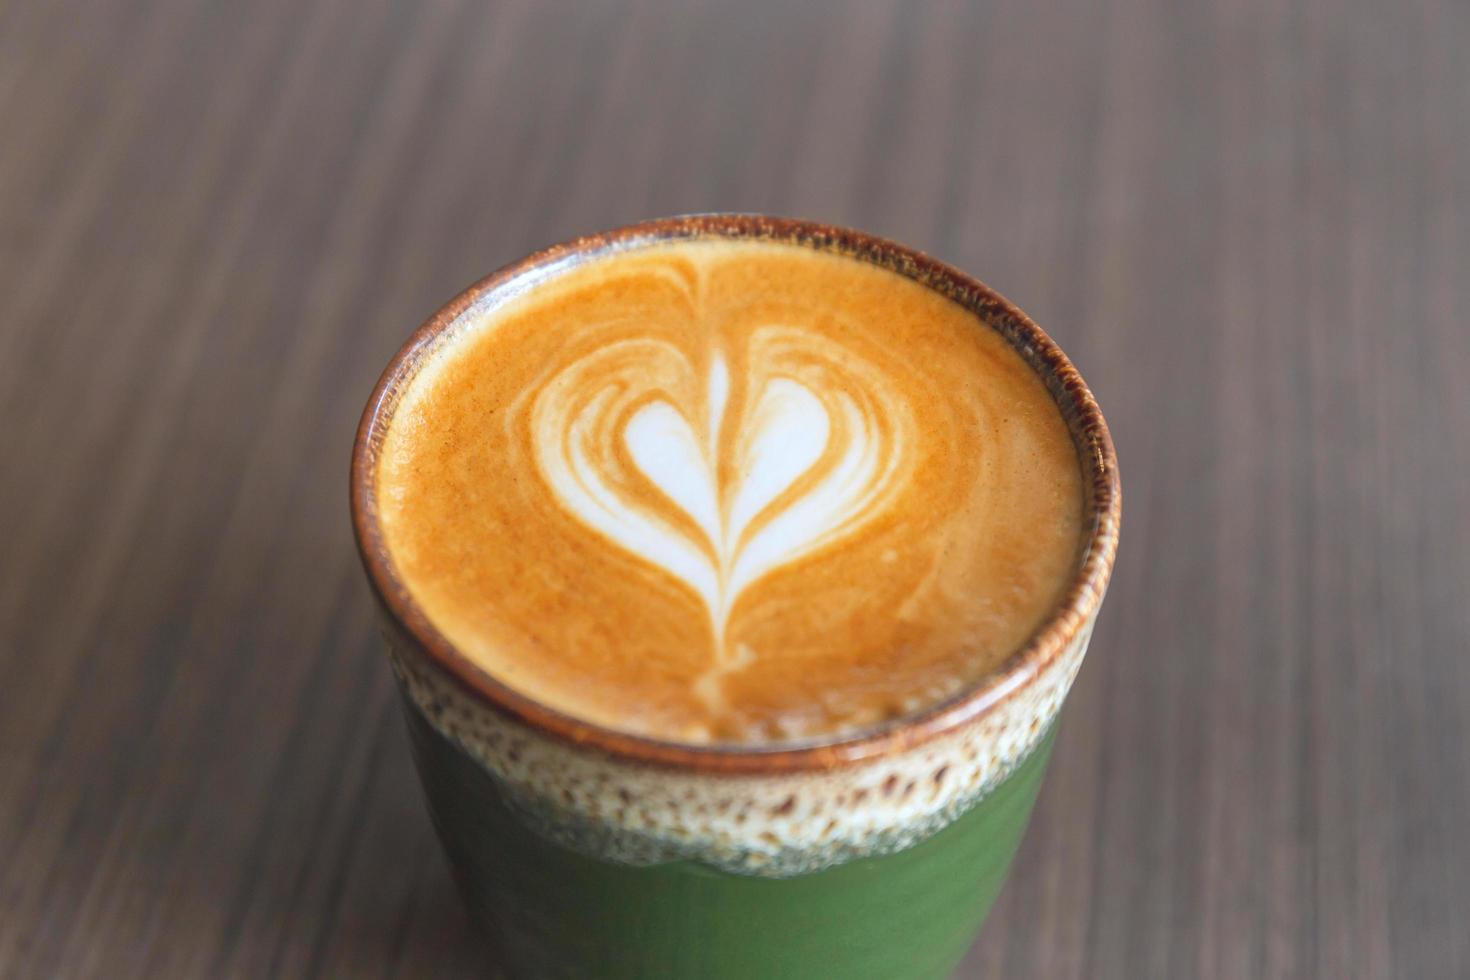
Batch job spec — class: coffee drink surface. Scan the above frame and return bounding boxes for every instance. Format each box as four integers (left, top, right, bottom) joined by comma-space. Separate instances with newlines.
377, 240, 1083, 744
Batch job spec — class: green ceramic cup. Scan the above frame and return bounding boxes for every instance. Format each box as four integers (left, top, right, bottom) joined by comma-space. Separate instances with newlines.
351, 216, 1120, 979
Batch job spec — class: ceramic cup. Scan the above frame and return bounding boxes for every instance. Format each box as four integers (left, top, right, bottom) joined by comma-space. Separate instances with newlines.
350, 215, 1120, 979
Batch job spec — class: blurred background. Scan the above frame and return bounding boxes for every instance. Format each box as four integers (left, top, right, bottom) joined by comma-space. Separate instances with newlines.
1, 0, 1467, 977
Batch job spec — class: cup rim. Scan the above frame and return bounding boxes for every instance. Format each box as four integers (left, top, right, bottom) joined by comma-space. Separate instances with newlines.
350, 213, 1120, 774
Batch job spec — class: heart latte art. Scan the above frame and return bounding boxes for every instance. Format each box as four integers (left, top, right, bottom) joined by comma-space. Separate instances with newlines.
378, 241, 1083, 744
533, 330, 915, 704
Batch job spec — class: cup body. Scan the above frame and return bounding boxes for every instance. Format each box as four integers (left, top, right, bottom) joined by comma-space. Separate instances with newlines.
404, 691, 1055, 979
352, 216, 1120, 979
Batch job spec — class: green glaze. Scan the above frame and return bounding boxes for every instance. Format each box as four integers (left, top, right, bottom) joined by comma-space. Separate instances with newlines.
404, 702, 1057, 979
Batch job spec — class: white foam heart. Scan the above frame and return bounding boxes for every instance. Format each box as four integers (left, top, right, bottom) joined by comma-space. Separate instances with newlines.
533, 331, 903, 658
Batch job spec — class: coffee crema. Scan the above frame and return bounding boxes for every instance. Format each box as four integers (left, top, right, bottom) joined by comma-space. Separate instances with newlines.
377, 240, 1083, 744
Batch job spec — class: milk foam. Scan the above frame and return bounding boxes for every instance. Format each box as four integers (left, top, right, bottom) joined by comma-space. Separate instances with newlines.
377, 240, 1084, 744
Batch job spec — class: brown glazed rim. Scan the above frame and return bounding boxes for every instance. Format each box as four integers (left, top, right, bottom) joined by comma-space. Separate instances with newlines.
350, 214, 1120, 775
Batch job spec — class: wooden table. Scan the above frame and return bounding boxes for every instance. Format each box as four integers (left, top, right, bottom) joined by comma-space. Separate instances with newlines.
3, 1, 1467, 976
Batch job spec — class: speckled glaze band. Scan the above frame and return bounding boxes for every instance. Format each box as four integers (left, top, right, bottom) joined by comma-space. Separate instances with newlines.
352, 215, 1119, 974
385, 612, 1095, 877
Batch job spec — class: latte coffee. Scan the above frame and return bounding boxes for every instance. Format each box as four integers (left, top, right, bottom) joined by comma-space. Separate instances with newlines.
355, 217, 1120, 978
376, 238, 1083, 745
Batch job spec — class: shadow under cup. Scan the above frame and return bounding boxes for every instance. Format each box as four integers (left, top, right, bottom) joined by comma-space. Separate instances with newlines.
351, 216, 1120, 980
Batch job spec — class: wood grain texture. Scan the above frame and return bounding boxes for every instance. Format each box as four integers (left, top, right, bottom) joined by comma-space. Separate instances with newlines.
1, 0, 1466, 977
